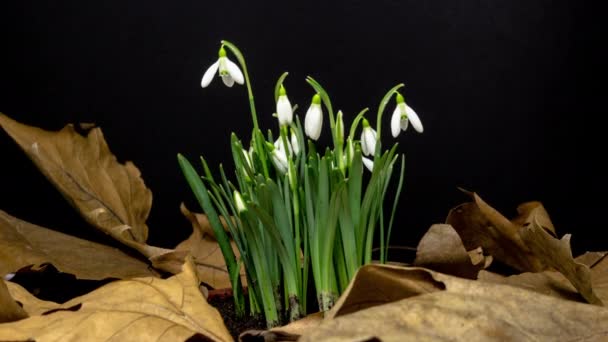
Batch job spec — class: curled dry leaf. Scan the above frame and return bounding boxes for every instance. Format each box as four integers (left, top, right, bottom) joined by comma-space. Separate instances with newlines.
150, 204, 245, 289
0, 210, 158, 280
413, 224, 490, 279
519, 217, 604, 305
297, 264, 608, 341
0, 257, 233, 342
0, 280, 28, 323
3, 281, 59, 316
0, 114, 170, 259
446, 190, 552, 272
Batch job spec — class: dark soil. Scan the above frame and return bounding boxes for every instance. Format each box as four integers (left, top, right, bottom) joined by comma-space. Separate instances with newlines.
207, 292, 266, 340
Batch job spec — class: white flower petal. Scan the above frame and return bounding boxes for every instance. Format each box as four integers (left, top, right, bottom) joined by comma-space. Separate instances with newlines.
225, 58, 244, 85
274, 137, 292, 156
201, 60, 219, 88
277, 96, 293, 126
362, 156, 374, 172
400, 117, 409, 131
390, 106, 402, 138
361, 127, 377, 156
291, 132, 300, 155
304, 104, 322, 140
221, 75, 235, 87
272, 150, 289, 174
406, 105, 424, 133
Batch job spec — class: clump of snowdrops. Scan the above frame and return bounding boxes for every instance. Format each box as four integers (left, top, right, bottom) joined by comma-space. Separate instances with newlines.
178, 40, 423, 328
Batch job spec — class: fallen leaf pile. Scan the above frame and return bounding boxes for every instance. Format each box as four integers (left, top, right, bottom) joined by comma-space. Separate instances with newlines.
1, 113, 607, 341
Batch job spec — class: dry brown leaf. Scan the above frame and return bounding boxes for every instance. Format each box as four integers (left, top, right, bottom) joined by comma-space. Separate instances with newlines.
150, 204, 245, 290
583, 252, 608, 304
519, 217, 603, 305
446, 191, 550, 272
239, 312, 323, 342
4, 281, 59, 315
0, 256, 233, 342
0, 279, 28, 323
478, 252, 608, 305
0, 114, 169, 259
413, 224, 489, 279
0, 210, 158, 280
298, 264, 608, 341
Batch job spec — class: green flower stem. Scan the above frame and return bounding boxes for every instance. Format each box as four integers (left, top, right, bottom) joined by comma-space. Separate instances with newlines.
374, 84, 404, 157
221, 40, 270, 179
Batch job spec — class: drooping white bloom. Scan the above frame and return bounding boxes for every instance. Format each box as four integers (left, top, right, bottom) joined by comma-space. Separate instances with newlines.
233, 190, 247, 213
362, 156, 374, 172
276, 85, 293, 126
360, 119, 377, 156
201, 46, 245, 88
290, 129, 300, 155
271, 148, 289, 174
274, 137, 293, 156
304, 93, 323, 140
390, 93, 423, 137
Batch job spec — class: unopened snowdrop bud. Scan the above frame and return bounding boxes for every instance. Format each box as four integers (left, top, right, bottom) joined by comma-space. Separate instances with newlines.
233, 190, 247, 213
360, 119, 377, 156
390, 93, 423, 137
274, 137, 293, 156
362, 156, 374, 172
304, 94, 323, 140
242, 148, 252, 169
272, 149, 289, 174
201, 46, 245, 88
290, 129, 300, 155
336, 110, 344, 143
343, 137, 355, 166
276, 85, 293, 126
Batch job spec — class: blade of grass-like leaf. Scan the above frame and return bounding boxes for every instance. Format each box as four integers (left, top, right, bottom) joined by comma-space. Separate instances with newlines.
177, 154, 244, 313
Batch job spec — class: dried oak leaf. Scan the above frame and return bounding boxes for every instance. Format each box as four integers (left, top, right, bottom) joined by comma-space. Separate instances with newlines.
0, 256, 233, 342
446, 190, 552, 272
0, 279, 28, 323
298, 264, 608, 341
518, 217, 603, 305
0, 210, 158, 280
150, 204, 245, 290
478, 250, 608, 305
413, 224, 491, 279
0, 114, 169, 259
3, 281, 59, 316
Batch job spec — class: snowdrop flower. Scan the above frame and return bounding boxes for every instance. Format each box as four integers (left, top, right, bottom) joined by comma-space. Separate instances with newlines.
277, 85, 293, 126
360, 119, 377, 156
271, 148, 289, 174
201, 46, 244, 88
390, 93, 423, 137
233, 190, 247, 213
304, 94, 323, 140
362, 156, 374, 172
290, 129, 300, 155
274, 137, 293, 156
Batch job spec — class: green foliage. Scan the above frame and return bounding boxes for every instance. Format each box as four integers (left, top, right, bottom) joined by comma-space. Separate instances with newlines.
179, 40, 421, 327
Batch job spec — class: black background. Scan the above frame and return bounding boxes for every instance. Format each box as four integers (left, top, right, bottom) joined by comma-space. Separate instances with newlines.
0, 1, 605, 256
